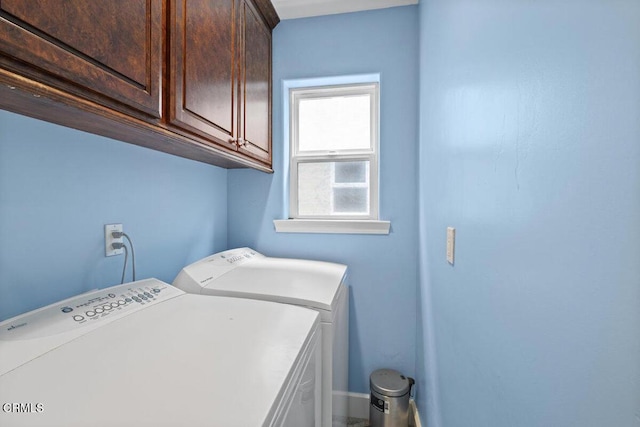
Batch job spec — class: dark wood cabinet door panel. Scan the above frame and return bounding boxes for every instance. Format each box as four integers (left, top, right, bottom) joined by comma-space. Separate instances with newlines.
0, 0, 277, 170
239, 0, 271, 164
169, 0, 238, 149
0, 0, 162, 117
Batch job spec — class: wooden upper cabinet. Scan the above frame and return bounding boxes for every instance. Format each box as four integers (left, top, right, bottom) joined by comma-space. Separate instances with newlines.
0, 0, 162, 117
238, 0, 272, 164
169, 0, 239, 151
170, 0, 274, 164
0, 0, 278, 170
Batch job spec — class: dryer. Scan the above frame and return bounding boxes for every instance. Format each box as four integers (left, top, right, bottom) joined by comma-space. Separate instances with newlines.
0, 278, 320, 427
173, 247, 349, 427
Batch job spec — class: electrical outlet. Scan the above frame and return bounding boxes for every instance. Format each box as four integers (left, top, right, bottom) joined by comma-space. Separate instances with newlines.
105, 224, 124, 257
446, 227, 455, 265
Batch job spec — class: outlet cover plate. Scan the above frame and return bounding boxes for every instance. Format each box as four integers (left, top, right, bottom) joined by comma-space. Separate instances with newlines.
105, 224, 123, 257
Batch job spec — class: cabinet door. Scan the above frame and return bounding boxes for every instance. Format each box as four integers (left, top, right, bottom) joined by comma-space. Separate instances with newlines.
238, 0, 272, 164
0, 0, 162, 117
169, 0, 239, 151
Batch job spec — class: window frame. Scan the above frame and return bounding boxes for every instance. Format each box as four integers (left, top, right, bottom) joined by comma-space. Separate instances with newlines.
289, 83, 380, 220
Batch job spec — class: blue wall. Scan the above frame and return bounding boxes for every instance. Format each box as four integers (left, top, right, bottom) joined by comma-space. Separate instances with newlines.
228, 6, 420, 393
0, 110, 228, 321
417, 1, 640, 426
4, 2, 638, 425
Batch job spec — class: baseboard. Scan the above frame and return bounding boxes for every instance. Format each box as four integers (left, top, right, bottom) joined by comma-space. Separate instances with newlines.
345, 392, 370, 419
345, 392, 423, 426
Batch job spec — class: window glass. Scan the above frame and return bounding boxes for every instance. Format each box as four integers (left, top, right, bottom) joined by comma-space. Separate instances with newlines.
333, 188, 368, 214
297, 161, 370, 216
334, 161, 367, 183
298, 94, 371, 152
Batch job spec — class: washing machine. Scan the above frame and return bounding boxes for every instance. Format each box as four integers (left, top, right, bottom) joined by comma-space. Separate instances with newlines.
173, 247, 349, 427
0, 278, 321, 427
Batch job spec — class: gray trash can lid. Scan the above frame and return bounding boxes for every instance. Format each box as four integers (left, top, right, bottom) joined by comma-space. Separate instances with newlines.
370, 369, 412, 397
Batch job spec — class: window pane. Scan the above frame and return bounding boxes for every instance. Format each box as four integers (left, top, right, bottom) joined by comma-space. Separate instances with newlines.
298, 162, 332, 216
298, 94, 370, 152
298, 161, 370, 216
334, 161, 367, 183
333, 188, 368, 214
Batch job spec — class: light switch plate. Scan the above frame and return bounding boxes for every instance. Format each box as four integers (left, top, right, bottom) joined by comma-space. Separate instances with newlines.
446, 227, 455, 265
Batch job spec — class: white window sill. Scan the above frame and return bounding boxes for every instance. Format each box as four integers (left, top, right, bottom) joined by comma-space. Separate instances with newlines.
273, 219, 390, 235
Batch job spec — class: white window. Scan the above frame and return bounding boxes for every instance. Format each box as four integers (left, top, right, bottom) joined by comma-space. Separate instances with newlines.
289, 83, 379, 220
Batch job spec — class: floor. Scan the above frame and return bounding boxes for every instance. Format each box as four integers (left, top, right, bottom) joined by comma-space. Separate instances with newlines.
338, 414, 417, 427
333, 416, 369, 427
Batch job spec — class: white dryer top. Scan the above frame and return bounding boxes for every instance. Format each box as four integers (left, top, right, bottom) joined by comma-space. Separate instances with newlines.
173, 248, 348, 313
0, 278, 319, 427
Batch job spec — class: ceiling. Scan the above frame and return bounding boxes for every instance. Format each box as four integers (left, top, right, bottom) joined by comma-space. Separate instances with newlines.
271, 0, 419, 20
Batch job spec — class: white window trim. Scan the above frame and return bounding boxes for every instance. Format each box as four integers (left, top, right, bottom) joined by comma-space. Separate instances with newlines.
274, 75, 390, 235
274, 219, 390, 235
289, 83, 380, 220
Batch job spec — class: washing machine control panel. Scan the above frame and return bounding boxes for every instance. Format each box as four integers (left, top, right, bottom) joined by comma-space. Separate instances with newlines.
174, 248, 265, 289
208, 247, 263, 266
0, 279, 182, 341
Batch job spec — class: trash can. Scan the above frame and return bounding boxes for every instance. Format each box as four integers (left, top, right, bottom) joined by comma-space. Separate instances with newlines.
369, 369, 415, 427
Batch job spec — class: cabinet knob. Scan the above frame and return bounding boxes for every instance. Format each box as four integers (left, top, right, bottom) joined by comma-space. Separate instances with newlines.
238, 138, 247, 147
229, 137, 237, 144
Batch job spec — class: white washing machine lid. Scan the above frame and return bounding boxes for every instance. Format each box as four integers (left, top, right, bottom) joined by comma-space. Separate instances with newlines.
173, 248, 348, 313
0, 279, 319, 427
